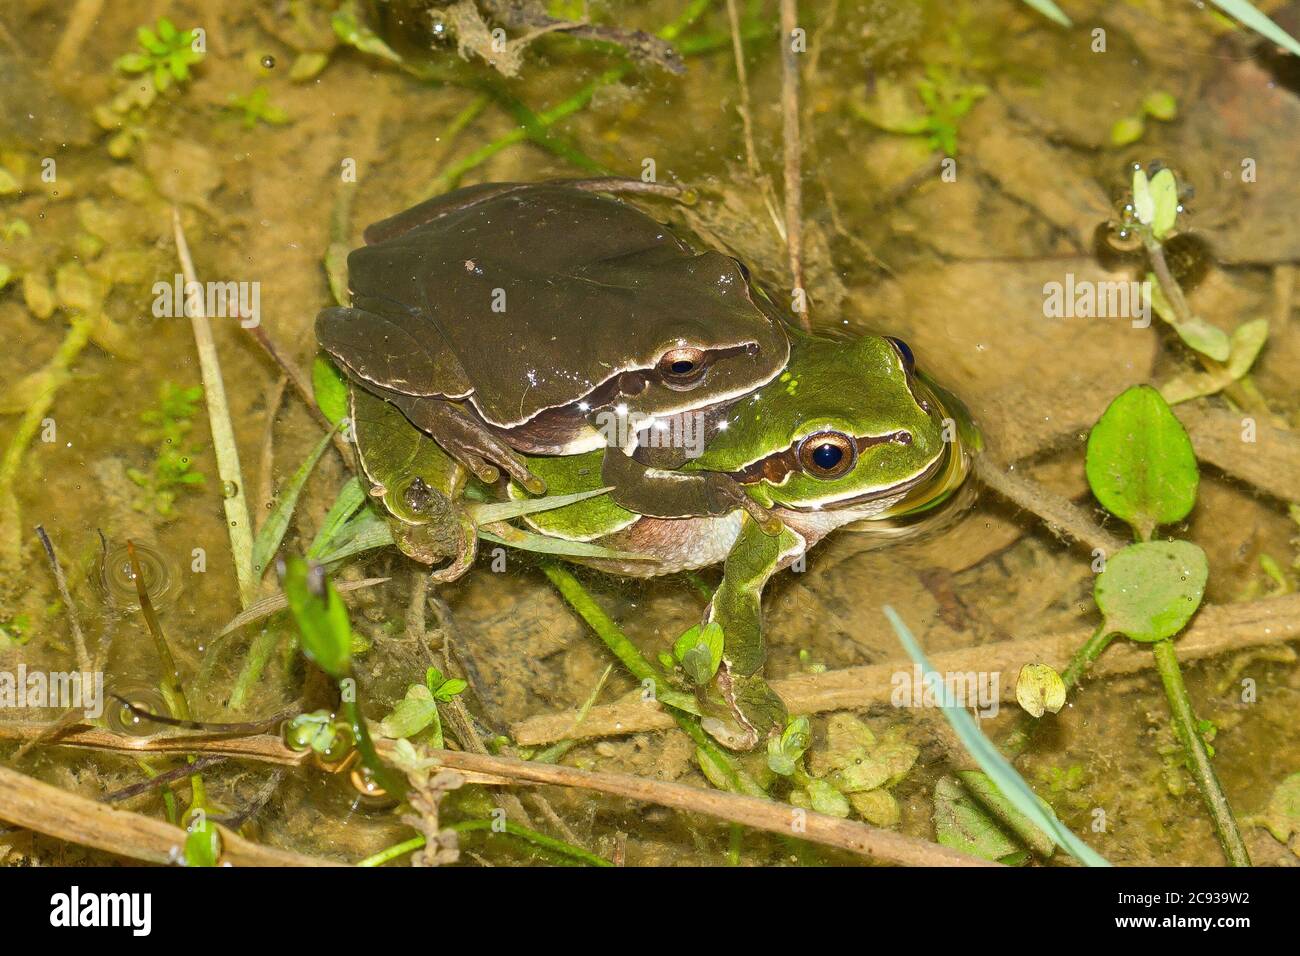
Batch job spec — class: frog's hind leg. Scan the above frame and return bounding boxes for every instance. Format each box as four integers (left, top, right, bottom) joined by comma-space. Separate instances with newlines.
389, 392, 547, 495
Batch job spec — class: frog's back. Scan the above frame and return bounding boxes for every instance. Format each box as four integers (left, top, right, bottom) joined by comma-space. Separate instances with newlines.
317, 182, 781, 428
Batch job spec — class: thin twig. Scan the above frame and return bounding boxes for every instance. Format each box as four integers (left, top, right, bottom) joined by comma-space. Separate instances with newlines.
0, 763, 338, 866
34, 525, 90, 674
172, 208, 256, 605
779, 0, 809, 331
724, 0, 784, 241
419, 748, 995, 867
512, 592, 1300, 744
973, 455, 1128, 557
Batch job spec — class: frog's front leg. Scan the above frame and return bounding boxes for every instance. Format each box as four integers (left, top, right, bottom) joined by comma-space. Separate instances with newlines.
388, 392, 547, 495
691, 513, 804, 751
600, 447, 783, 536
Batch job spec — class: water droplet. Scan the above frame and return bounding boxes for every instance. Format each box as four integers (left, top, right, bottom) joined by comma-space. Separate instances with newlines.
221, 479, 238, 498
261, 55, 276, 69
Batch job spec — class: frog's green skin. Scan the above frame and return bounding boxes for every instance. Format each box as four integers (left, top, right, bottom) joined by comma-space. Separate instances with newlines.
507, 331, 975, 749
317, 179, 790, 522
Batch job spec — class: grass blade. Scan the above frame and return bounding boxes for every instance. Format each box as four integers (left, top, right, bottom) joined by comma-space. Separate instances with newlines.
1211, 0, 1300, 56
469, 486, 614, 523
307, 476, 366, 558
884, 605, 1111, 867
1019, 0, 1071, 27
251, 426, 337, 582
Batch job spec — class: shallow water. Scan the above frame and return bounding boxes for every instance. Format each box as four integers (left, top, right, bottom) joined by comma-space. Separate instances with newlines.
1, 0, 1298, 867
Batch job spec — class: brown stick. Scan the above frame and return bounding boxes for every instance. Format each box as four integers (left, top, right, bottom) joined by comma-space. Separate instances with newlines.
34, 525, 90, 675
0, 722, 989, 865
778, 0, 810, 331
0, 763, 341, 866
1176, 403, 1300, 502
419, 747, 995, 867
512, 592, 1300, 745
973, 455, 1128, 556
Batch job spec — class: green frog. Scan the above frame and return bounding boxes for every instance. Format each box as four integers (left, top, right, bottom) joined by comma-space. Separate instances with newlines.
318, 179, 790, 533
347, 326, 975, 750
501, 329, 975, 749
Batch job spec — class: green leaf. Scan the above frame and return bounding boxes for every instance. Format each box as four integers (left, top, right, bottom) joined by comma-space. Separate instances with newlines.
1015, 663, 1066, 719
433, 677, 467, 702
380, 684, 439, 739
251, 427, 336, 580
1019, 0, 1071, 27
1085, 385, 1199, 539
673, 620, 724, 684
1095, 540, 1208, 642
886, 606, 1110, 867
805, 778, 852, 818
933, 775, 1027, 864
1210, 0, 1300, 57
1132, 167, 1154, 226
280, 556, 352, 679
312, 355, 349, 424
1148, 168, 1179, 240
183, 814, 221, 867
958, 771, 1056, 858
767, 715, 811, 776
116, 52, 153, 73
307, 477, 366, 559
1172, 316, 1232, 363
1142, 91, 1178, 121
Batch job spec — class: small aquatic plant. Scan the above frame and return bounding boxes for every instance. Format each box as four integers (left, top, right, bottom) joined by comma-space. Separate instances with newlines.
1084, 385, 1250, 865
114, 17, 205, 93
127, 382, 206, 516
225, 87, 290, 128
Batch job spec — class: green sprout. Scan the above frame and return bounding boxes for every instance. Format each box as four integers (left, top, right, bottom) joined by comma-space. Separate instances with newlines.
126, 382, 206, 516
115, 18, 205, 93
851, 65, 987, 156
378, 666, 468, 748
225, 87, 290, 128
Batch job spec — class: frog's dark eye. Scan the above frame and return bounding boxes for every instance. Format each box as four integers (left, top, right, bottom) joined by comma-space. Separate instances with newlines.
887, 337, 915, 373
658, 346, 708, 388
797, 432, 857, 480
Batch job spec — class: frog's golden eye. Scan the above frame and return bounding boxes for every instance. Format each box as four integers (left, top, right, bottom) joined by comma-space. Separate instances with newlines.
658, 346, 708, 388
797, 432, 857, 480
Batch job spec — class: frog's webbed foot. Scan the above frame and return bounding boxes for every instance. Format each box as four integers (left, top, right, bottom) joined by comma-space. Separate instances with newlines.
700, 668, 788, 752
390, 394, 546, 495
601, 448, 781, 535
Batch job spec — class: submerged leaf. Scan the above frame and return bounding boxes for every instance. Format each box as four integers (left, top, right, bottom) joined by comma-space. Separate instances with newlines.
1095, 540, 1208, 643
1086, 385, 1198, 539
933, 775, 1027, 864
280, 556, 352, 679
886, 606, 1110, 867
